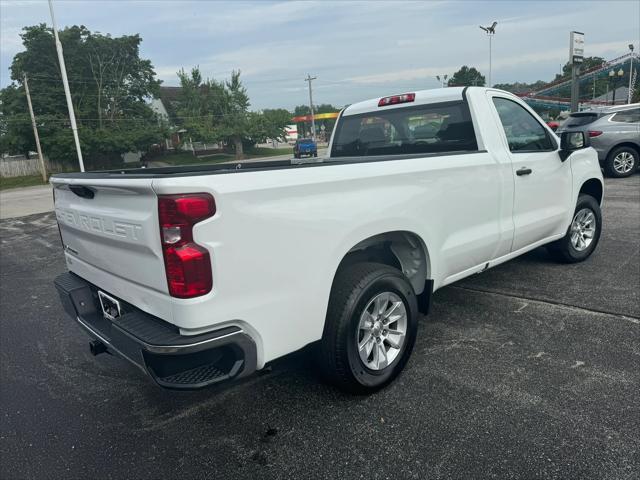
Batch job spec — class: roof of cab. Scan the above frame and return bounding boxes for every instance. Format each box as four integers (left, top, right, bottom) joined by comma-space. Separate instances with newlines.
342, 87, 469, 116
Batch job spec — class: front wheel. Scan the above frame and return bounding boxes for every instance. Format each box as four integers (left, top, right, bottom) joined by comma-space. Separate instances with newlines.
547, 194, 602, 263
604, 146, 638, 178
318, 262, 418, 394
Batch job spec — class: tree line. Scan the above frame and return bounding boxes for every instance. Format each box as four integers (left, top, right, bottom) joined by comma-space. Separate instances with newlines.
0, 24, 322, 169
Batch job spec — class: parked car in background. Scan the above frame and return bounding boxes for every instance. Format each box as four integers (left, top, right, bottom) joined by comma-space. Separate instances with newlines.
293, 138, 318, 158
546, 120, 560, 132
557, 103, 640, 177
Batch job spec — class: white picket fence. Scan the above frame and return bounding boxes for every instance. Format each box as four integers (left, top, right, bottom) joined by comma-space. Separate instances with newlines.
0, 156, 63, 178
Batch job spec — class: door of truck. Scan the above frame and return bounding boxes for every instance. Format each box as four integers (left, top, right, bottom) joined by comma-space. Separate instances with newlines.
488, 94, 573, 252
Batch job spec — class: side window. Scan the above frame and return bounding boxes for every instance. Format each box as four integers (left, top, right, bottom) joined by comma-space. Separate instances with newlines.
492, 97, 553, 152
611, 108, 640, 123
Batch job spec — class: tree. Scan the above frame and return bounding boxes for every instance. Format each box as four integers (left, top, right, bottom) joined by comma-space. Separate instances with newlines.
175, 67, 221, 145
0, 84, 34, 158
176, 68, 250, 159
555, 56, 606, 81
175, 69, 291, 158
448, 66, 485, 87
248, 109, 292, 142
220, 71, 250, 159
492, 80, 547, 93
1, 24, 164, 169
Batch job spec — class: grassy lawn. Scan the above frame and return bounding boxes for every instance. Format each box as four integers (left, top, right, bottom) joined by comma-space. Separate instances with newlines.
0, 175, 48, 191
246, 147, 292, 157
154, 147, 293, 167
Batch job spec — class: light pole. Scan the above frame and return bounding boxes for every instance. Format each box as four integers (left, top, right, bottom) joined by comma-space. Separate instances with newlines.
479, 21, 497, 87
609, 69, 624, 105
629, 43, 635, 104
48, 0, 84, 172
435, 75, 448, 88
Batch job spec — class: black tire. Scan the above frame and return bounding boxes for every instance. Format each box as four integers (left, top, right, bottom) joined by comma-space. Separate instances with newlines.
313, 152, 318, 157
318, 262, 418, 394
547, 194, 602, 263
604, 146, 638, 178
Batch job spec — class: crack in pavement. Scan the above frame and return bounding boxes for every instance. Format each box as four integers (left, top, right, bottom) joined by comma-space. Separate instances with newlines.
450, 285, 640, 323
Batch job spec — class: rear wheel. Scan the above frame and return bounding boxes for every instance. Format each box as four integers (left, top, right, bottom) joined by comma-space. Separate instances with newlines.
547, 194, 602, 263
318, 262, 418, 394
604, 146, 638, 178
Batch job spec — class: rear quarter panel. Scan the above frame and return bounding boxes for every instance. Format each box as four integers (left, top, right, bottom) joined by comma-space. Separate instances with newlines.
152, 150, 505, 365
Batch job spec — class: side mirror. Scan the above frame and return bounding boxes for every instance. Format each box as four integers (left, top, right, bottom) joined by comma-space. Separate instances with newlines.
559, 131, 590, 161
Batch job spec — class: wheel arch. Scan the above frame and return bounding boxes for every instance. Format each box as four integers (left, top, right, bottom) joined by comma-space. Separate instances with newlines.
606, 141, 640, 160
578, 178, 604, 205
332, 230, 431, 297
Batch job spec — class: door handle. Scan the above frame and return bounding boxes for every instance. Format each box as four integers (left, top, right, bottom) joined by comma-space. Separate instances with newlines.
516, 167, 532, 176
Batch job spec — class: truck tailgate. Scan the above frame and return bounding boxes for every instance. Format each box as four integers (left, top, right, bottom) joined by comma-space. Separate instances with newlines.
52, 177, 167, 296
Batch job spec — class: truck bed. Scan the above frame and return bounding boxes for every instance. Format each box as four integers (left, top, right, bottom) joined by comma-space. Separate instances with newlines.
51, 150, 482, 179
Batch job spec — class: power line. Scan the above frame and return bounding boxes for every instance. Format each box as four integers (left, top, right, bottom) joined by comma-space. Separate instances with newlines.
3, 112, 262, 123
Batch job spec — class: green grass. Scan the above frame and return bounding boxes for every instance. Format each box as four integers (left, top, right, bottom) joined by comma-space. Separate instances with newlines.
153, 147, 293, 167
0, 175, 48, 191
245, 147, 292, 157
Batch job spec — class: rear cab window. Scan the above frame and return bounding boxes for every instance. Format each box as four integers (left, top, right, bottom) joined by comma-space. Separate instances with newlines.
331, 102, 478, 157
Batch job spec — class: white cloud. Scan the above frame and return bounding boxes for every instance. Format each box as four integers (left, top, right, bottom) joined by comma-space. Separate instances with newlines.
1, 0, 638, 109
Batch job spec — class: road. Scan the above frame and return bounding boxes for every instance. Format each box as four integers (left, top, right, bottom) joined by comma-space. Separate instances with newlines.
0, 184, 53, 220
0, 150, 327, 219
0, 176, 638, 479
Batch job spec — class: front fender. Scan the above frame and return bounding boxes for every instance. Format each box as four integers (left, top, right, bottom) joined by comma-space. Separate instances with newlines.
570, 147, 604, 204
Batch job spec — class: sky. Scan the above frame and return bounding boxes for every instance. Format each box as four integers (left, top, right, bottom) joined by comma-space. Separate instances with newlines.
1, 0, 639, 110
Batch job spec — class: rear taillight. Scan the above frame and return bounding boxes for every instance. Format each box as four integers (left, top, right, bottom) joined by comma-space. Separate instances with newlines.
158, 193, 215, 298
378, 93, 415, 107
588, 130, 603, 137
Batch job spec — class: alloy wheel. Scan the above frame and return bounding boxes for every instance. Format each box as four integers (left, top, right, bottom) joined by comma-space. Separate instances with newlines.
357, 292, 407, 370
570, 208, 596, 252
613, 151, 635, 174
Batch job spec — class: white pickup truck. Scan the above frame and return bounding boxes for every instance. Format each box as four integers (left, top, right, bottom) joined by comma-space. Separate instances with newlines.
52, 87, 603, 393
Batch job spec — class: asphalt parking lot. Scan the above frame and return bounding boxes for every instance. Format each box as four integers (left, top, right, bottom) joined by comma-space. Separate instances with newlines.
1, 175, 638, 480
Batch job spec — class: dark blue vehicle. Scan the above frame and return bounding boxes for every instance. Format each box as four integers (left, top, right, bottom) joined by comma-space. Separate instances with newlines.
293, 138, 318, 159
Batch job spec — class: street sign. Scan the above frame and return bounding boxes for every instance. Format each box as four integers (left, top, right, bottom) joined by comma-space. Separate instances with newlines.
570, 31, 584, 64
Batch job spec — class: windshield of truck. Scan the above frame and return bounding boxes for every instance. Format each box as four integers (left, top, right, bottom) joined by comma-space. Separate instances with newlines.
330, 102, 478, 157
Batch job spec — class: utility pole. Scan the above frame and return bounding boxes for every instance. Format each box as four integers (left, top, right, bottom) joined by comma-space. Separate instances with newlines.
48, 0, 85, 172
23, 74, 47, 182
305, 74, 317, 142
